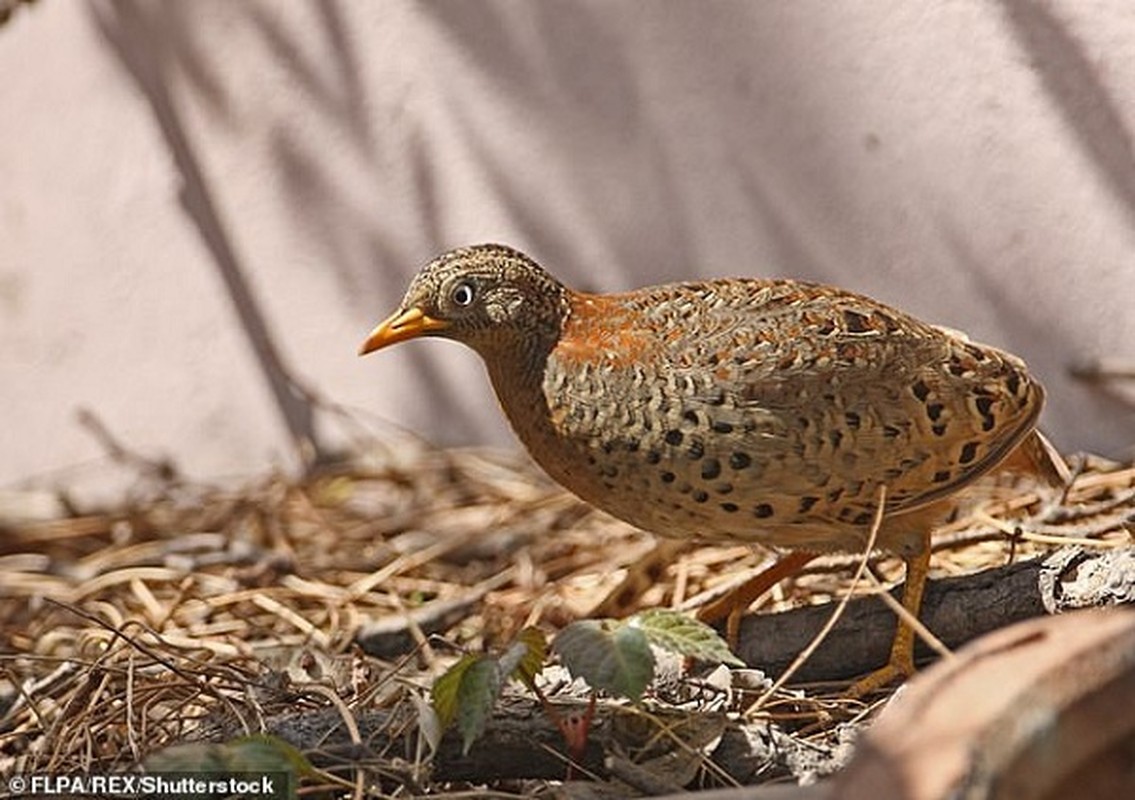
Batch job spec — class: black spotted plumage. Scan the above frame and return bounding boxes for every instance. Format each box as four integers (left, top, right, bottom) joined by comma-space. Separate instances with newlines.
361, 243, 1064, 693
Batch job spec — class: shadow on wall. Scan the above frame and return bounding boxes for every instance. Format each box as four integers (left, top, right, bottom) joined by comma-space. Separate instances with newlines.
85, 0, 1134, 459
1000, 0, 1135, 227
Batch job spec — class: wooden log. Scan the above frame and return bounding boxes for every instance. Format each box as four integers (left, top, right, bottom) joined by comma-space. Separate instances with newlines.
731, 546, 1135, 682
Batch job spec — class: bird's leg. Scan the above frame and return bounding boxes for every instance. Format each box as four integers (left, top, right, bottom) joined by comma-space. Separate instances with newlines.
848, 532, 933, 697
697, 551, 818, 647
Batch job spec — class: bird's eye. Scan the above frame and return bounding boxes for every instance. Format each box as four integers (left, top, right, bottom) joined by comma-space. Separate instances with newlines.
451, 280, 476, 307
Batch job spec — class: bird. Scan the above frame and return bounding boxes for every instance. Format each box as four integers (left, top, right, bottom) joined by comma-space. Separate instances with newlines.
358, 243, 1065, 694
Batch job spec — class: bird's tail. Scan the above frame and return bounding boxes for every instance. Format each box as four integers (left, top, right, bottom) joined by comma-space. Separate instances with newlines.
996, 430, 1071, 490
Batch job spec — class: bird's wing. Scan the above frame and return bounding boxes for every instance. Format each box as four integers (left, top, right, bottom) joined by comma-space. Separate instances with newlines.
651, 280, 1046, 519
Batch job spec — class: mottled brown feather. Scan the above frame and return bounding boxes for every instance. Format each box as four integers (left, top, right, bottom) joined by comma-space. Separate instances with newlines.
368, 244, 1055, 558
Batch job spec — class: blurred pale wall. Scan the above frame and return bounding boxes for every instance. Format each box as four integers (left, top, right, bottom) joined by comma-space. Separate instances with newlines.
1, 0, 1133, 497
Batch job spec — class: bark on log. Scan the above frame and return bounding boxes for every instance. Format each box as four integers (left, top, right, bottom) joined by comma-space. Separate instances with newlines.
732, 546, 1135, 682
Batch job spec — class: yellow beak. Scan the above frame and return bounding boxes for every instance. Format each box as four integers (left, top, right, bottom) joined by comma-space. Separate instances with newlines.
358, 307, 449, 355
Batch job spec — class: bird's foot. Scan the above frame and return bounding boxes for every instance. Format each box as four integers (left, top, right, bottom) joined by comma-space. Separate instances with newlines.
847, 657, 916, 698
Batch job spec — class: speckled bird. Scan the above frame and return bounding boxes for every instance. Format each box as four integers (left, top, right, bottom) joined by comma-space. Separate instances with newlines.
359, 243, 1064, 692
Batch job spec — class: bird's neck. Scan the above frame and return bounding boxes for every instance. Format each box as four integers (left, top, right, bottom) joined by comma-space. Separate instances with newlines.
474, 326, 563, 457
482, 331, 554, 408
472, 286, 573, 429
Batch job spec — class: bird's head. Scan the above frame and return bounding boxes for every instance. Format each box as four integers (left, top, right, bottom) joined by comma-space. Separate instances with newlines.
358, 244, 569, 359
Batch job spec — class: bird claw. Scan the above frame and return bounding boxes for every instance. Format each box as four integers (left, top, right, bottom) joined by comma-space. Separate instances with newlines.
847, 658, 915, 698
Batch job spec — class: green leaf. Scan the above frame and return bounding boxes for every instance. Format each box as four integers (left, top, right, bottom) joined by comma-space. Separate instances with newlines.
500, 627, 547, 690
431, 654, 479, 730
227, 735, 314, 776
553, 619, 654, 701
455, 656, 502, 755
632, 609, 744, 667
143, 735, 310, 799
431, 653, 503, 755
143, 742, 230, 775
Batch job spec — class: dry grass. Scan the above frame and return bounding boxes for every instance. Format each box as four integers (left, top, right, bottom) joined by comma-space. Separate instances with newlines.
1, 428, 1132, 793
